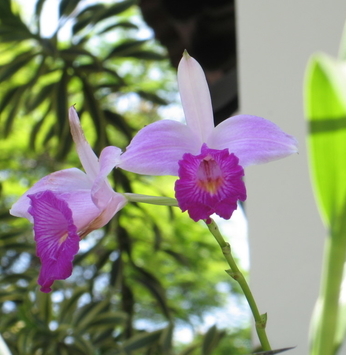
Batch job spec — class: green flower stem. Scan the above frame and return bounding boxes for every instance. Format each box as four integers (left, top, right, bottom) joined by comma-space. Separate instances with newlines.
205, 218, 272, 352
123, 193, 178, 206
311, 212, 346, 355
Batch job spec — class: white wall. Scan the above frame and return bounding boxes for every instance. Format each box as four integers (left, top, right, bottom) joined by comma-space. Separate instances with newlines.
236, 2, 346, 354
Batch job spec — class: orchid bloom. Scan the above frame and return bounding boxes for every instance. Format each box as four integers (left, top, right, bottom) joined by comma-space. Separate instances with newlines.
10, 107, 127, 293
118, 52, 298, 221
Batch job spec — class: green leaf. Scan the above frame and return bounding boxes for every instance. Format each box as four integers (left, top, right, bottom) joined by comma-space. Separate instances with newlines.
136, 90, 168, 105
59, 47, 95, 61
26, 82, 55, 112
97, 21, 138, 35
35, 0, 47, 18
55, 68, 72, 159
58, 287, 88, 324
0, 51, 37, 83
106, 39, 148, 59
72, 4, 106, 34
29, 104, 51, 150
202, 325, 225, 355
0, 26, 34, 42
304, 53, 346, 228
97, 0, 137, 21
0, 86, 22, 113
178, 343, 200, 355
73, 299, 110, 331
35, 291, 52, 325
159, 323, 174, 354
118, 329, 163, 354
133, 265, 171, 320
0, 1, 34, 41
69, 333, 94, 354
59, 0, 80, 18
87, 312, 128, 330
3, 86, 26, 137
103, 109, 134, 140
80, 77, 106, 152
123, 50, 167, 61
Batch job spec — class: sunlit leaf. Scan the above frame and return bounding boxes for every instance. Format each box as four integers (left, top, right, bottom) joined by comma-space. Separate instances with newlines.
0, 51, 38, 83
305, 52, 346, 354
0, 86, 22, 114
26, 83, 55, 112
304, 53, 346, 227
4, 87, 27, 137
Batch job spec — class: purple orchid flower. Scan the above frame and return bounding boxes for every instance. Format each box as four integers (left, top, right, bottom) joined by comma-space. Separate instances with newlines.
10, 107, 127, 293
118, 52, 298, 221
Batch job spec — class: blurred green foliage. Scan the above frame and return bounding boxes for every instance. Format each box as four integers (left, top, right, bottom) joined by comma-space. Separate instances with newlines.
0, 0, 250, 353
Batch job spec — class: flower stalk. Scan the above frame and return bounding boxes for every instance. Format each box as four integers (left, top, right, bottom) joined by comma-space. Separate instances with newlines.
310, 202, 346, 355
205, 218, 272, 352
311, 234, 346, 355
123, 193, 178, 206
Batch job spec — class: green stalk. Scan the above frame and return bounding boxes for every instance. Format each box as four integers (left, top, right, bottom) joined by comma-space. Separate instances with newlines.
310, 208, 346, 355
123, 193, 178, 206
205, 219, 272, 351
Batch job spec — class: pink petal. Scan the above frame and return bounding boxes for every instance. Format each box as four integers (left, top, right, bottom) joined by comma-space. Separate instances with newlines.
28, 190, 80, 293
208, 115, 298, 167
80, 193, 127, 238
175, 144, 246, 221
119, 119, 201, 176
91, 146, 122, 208
178, 52, 214, 143
58, 190, 101, 231
69, 106, 99, 180
10, 168, 91, 222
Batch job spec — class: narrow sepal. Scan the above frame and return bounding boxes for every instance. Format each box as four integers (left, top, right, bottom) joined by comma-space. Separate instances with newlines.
178, 52, 214, 143
69, 106, 99, 180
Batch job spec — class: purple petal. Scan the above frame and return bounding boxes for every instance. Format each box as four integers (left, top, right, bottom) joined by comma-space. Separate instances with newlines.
91, 146, 122, 208
178, 52, 214, 143
10, 168, 91, 222
119, 119, 200, 176
69, 106, 99, 180
28, 190, 80, 293
175, 144, 246, 221
207, 115, 298, 167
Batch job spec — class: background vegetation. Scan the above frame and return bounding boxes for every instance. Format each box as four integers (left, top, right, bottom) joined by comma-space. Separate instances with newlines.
0, 0, 250, 353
